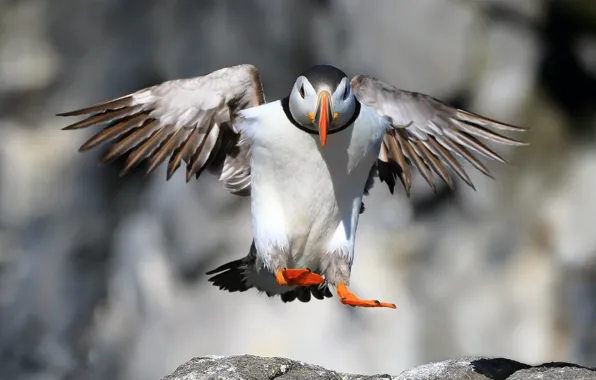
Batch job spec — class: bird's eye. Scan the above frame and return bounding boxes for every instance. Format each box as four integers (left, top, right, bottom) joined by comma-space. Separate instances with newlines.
299, 84, 305, 99
342, 85, 350, 100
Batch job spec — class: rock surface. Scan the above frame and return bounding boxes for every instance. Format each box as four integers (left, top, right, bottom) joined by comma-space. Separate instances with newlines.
162, 355, 596, 380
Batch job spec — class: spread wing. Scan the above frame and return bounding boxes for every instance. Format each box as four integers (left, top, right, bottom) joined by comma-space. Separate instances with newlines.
58, 64, 266, 196
352, 75, 527, 196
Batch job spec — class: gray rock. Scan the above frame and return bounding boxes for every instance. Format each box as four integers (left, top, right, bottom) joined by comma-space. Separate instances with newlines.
508, 366, 596, 380
161, 356, 596, 380
161, 355, 392, 380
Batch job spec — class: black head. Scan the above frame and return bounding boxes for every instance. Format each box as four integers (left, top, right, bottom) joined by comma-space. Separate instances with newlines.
298, 65, 349, 93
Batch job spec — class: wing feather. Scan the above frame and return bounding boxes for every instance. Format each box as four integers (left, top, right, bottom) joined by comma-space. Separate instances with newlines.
105, 119, 164, 164
187, 123, 221, 181
352, 75, 527, 194
414, 140, 453, 188
424, 137, 474, 188
383, 132, 411, 195
78, 112, 152, 152
59, 64, 265, 196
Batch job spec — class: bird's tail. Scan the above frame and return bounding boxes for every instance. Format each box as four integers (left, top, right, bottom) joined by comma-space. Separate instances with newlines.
205, 257, 253, 293
205, 241, 333, 303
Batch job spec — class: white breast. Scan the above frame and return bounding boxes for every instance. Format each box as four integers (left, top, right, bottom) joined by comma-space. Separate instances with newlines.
237, 101, 387, 272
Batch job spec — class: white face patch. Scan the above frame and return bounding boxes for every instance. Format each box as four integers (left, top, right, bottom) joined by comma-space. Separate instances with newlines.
287, 75, 357, 134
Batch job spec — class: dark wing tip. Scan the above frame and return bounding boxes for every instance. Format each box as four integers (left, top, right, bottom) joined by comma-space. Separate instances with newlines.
58, 96, 133, 117
58, 110, 87, 117
456, 109, 529, 132
77, 144, 92, 152
165, 170, 175, 181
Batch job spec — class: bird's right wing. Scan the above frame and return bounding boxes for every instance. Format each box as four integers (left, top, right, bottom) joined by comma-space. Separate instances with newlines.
58, 64, 266, 196
352, 75, 527, 195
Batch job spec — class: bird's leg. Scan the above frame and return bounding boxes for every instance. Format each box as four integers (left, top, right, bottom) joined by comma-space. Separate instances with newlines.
336, 283, 396, 309
275, 268, 325, 286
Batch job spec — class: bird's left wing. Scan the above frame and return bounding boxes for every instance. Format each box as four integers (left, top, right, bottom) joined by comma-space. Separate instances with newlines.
352, 75, 527, 196
58, 64, 266, 196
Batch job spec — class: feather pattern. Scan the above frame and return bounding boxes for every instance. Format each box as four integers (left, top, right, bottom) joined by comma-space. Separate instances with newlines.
352, 75, 527, 194
58, 64, 265, 195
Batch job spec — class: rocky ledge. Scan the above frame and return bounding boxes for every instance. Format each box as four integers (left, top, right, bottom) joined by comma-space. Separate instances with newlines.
161, 355, 596, 380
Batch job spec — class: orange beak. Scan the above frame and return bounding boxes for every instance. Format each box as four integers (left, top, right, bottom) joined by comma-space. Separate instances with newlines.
314, 90, 332, 148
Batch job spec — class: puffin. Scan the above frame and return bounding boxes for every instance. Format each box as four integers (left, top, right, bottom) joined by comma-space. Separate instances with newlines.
58, 64, 526, 309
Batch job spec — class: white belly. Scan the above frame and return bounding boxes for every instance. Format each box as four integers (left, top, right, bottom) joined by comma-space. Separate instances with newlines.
238, 101, 386, 272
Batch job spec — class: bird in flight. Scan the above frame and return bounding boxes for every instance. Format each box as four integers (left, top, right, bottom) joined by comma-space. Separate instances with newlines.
58, 64, 526, 309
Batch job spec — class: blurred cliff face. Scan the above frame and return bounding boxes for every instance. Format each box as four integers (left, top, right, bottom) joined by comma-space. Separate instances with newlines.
0, 1, 595, 379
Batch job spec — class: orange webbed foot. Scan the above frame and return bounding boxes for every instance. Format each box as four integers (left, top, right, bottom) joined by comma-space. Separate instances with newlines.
276, 268, 325, 287
336, 283, 396, 309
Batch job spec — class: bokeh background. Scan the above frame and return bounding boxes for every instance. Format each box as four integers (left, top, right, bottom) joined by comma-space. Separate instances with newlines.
1, 0, 596, 379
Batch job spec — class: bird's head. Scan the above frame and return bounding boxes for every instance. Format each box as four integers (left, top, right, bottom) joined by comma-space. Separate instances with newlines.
288, 65, 357, 148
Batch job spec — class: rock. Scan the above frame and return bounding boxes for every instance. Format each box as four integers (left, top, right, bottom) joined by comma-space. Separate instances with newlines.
161, 355, 392, 380
161, 355, 596, 380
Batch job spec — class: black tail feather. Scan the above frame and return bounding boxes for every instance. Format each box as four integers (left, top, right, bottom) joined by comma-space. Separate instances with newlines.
206, 258, 251, 293
205, 258, 244, 275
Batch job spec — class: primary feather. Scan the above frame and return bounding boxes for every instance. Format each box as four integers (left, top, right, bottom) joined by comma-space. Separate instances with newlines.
59, 64, 265, 195
352, 75, 527, 195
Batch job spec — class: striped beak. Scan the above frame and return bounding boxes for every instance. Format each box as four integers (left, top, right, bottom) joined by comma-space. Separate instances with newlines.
314, 90, 332, 148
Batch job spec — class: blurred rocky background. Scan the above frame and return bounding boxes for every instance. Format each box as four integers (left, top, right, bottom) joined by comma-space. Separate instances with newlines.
0, 0, 595, 379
